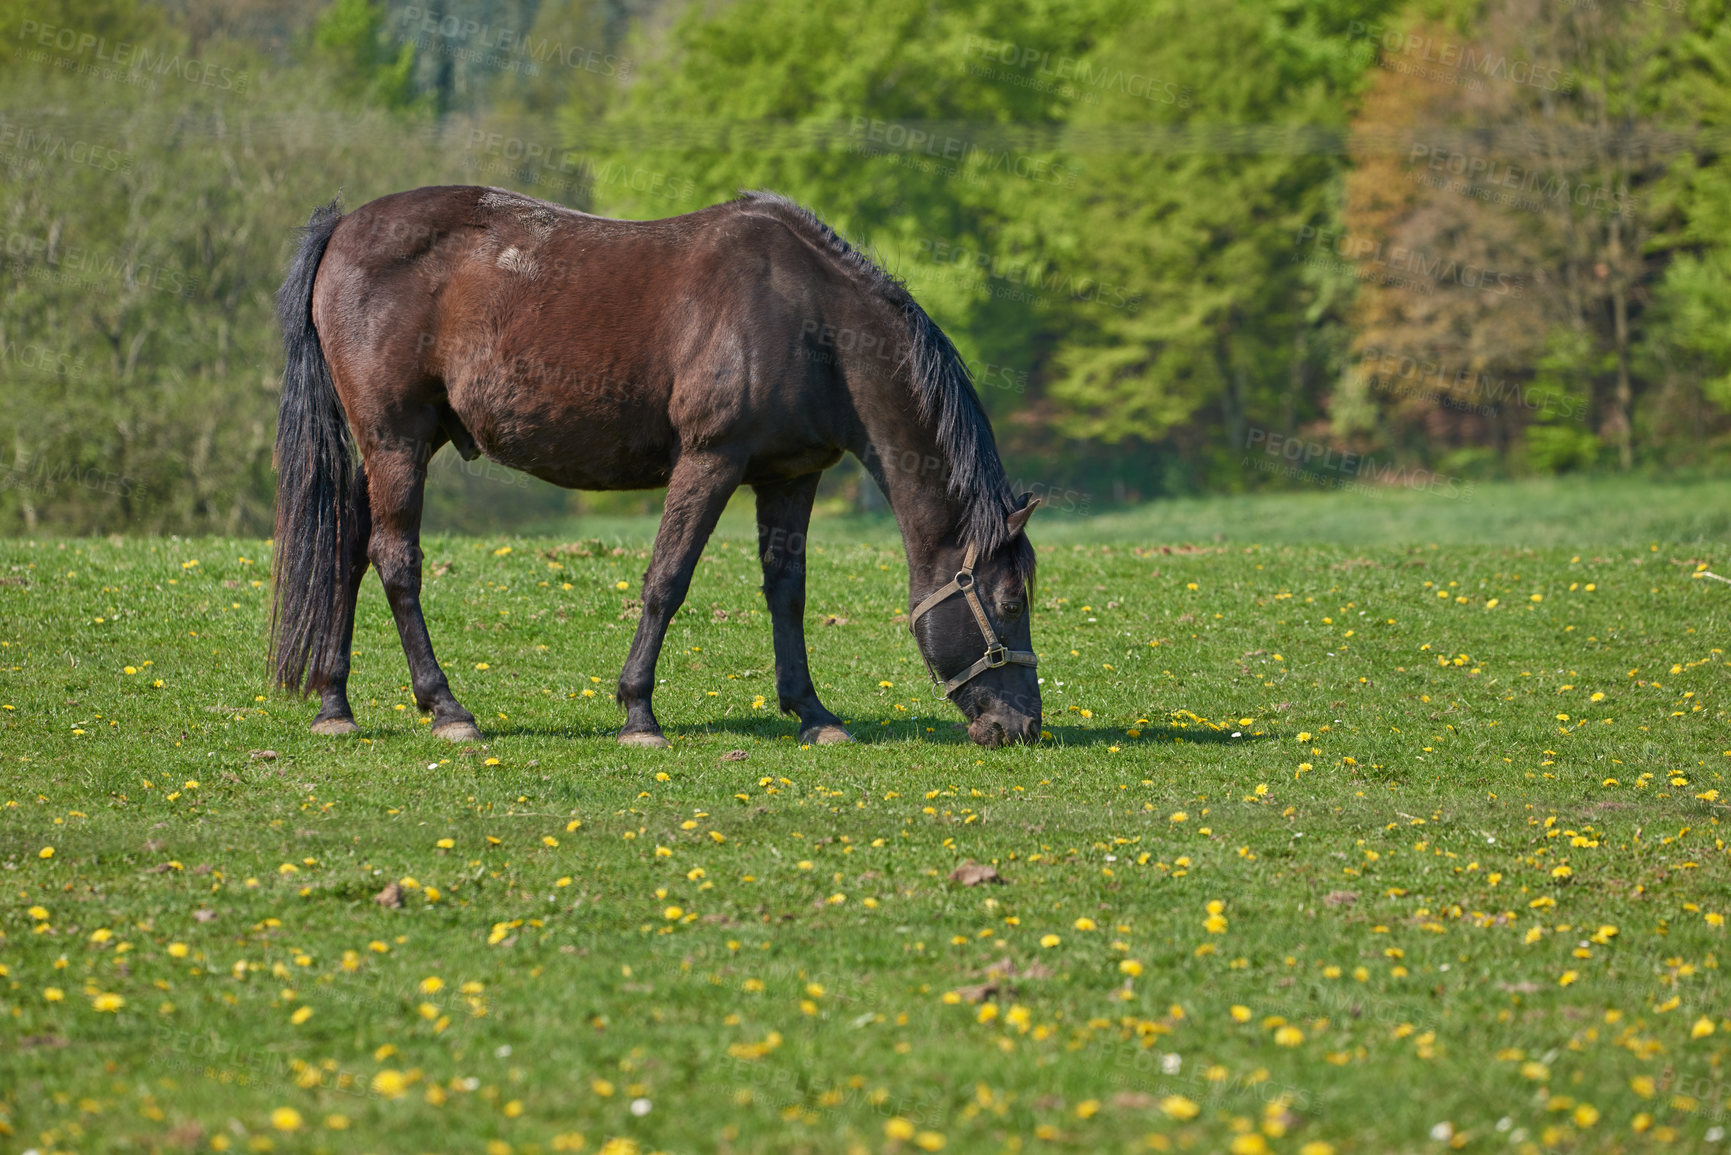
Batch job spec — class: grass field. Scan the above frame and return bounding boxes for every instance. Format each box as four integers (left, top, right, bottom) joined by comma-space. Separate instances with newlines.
3, 476, 1730, 1154
510, 473, 1731, 550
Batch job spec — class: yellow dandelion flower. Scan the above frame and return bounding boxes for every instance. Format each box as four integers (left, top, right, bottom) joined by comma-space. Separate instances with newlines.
372, 1070, 407, 1098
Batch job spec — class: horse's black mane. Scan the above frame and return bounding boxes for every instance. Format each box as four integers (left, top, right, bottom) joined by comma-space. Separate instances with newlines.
736, 191, 1032, 568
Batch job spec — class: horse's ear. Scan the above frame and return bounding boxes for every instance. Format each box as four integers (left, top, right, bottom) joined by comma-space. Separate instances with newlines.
1006, 493, 1040, 537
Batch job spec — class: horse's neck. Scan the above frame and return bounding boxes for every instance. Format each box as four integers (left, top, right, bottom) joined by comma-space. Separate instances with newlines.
856, 422, 967, 585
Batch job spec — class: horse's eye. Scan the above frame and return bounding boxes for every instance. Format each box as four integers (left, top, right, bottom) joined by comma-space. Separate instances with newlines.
1003, 601, 1022, 617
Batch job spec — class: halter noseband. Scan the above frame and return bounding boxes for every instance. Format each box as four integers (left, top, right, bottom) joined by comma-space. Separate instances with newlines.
908, 541, 1038, 698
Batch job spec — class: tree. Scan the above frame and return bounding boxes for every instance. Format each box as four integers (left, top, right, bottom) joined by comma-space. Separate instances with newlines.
1634, 0, 1731, 460
1339, 0, 1686, 473
1046, 0, 1392, 487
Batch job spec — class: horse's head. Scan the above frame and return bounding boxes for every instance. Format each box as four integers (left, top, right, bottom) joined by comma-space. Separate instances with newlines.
910, 495, 1041, 747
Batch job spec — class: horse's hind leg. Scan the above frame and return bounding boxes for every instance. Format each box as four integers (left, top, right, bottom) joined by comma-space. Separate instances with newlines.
311, 469, 373, 735
616, 450, 745, 746
754, 474, 850, 745
365, 425, 481, 742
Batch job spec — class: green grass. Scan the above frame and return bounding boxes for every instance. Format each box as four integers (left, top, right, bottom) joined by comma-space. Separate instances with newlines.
3, 479, 1730, 1154
509, 473, 1731, 550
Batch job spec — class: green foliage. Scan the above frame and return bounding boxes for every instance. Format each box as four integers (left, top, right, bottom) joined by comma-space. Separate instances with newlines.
312, 0, 419, 109
1644, 252, 1731, 413
1635, 0, 1731, 419
1522, 424, 1602, 474
1049, 0, 1393, 454
0, 0, 455, 535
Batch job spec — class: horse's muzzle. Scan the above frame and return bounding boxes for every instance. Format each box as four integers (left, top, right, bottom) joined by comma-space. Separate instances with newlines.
968, 711, 1041, 748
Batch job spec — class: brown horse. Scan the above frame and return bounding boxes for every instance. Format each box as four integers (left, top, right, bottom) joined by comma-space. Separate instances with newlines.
271, 185, 1040, 748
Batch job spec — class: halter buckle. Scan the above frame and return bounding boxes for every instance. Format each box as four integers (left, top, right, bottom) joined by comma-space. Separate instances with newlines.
983, 643, 1009, 669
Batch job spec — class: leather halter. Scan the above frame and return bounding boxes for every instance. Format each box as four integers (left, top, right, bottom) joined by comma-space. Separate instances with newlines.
908, 541, 1038, 698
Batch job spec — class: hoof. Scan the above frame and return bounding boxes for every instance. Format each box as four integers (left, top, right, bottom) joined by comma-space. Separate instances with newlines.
800, 724, 853, 745
432, 719, 484, 742
618, 730, 671, 748
310, 717, 358, 737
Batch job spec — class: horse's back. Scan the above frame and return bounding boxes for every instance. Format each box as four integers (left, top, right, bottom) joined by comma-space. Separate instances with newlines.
313, 186, 856, 488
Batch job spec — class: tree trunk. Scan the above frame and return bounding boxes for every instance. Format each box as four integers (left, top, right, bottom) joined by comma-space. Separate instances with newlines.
1216, 337, 1246, 457
1284, 320, 1305, 437
1607, 195, 1635, 471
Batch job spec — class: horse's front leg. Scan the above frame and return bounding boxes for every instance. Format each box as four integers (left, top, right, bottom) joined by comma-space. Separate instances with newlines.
616, 450, 745, 746
754, 474, 850, 744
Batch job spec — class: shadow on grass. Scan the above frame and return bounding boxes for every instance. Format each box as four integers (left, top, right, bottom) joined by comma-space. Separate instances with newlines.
362, 718, 1278, 749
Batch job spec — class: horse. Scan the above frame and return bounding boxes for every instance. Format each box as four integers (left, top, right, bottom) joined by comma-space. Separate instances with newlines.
270, 185, 1041, 749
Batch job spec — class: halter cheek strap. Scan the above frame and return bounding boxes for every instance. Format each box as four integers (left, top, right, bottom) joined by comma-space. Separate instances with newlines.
908, 541, 1038, 698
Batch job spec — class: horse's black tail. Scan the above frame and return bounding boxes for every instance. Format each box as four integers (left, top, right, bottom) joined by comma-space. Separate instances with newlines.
271, 200, 361, 697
